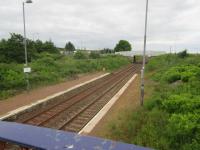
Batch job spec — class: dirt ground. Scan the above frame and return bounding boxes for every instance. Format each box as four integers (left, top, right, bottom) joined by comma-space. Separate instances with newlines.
89, 75, 141, 138
0, 72, 105, 116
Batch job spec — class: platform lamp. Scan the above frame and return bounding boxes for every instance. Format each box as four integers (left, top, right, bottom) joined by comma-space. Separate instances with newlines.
140, 0, 149, 106
22, 0, 33, 91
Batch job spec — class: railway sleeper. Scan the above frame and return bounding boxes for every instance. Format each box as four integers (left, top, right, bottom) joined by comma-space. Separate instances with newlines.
69, 122, 84, 128
64, 126, 79, 132
83, 110, 97, 114
40, 114, 52, 119
79, 114, 91, 119
27, 119, 45, 125
71, 119, 88, 125
77, 116, 91, 121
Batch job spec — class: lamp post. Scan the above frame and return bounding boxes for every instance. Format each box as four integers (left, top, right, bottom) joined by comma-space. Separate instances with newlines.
23, 0, 33, 91
141, 0, 149, 106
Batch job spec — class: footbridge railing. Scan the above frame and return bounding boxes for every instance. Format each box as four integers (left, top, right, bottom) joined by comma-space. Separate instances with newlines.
0, 121, 150, 150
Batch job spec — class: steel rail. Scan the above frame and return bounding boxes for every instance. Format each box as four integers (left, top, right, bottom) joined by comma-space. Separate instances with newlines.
59, 66, 139, 131
33, 66, 136, 126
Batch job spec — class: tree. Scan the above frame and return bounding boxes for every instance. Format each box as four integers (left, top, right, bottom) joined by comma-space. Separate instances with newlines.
65, 42, 75, 54
177, 50, 188, 58
100, 48, 114, 54
41, 40, 58, 54
0, 39, 8, 62
114, 40, 132, 52
33, 40, 58, 54
0, 33, 59, 63
34, 40, 43, 53
0, 33, 25, 63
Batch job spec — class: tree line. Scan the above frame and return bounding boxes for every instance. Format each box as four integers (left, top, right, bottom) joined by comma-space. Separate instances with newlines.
0, 33, 58, 63
0, 33, 132, 64
64, 40, 132, 54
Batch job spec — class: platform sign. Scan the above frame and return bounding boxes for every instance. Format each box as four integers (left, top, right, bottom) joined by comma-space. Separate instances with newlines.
23, 67, 31, 73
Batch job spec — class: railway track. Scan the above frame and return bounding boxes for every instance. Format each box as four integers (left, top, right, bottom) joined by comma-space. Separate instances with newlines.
14, 64, 141, 133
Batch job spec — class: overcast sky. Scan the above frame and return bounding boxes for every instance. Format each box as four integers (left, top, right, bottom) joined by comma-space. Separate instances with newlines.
0, 0, 200, 52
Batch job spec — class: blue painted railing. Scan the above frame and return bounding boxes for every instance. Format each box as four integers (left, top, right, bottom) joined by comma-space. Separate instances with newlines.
0, 121, 150, 150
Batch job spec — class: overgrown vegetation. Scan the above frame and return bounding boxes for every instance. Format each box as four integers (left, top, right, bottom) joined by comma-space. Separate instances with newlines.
0, 33, 131, 100
109, 52, 200, 150
89, 51, 101, 59
74, 51, 88, 59
0, 52, 130, 100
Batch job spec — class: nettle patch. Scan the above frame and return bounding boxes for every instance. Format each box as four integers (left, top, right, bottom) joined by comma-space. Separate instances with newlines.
154, 65, 200, 83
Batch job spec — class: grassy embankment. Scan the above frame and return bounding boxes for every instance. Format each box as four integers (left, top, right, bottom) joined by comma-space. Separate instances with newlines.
107, 53, 200, 150
0, 53, 130, 100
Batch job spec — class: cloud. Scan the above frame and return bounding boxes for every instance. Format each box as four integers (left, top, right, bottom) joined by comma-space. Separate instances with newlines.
0, 0, 200, 52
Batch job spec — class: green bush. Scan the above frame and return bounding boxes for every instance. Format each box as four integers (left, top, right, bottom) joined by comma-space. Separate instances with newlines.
157, 65, 200, 83
181, 72, 195, 82
163, 70, 181, 83
89, 51, 101, 59
0, 63, 25, 90
177, 50, 188, 58
162, 94, 200, 113
74, 51, 88, 59
167, 113, 200, 150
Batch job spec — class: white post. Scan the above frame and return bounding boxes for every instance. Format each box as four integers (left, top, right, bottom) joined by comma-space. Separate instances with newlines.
23, 1, 32, 91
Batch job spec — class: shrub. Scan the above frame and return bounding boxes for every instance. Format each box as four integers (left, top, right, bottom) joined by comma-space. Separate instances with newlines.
177, 50, 188, 58
89, 52, 100, 59
162, 70, 181, 83
167, 113, 200, 150
0, 63, 25, 90
181, 72, 195, 82
162, 94, 200, 113
74, 51, 88, 59
158, 65, 200, 83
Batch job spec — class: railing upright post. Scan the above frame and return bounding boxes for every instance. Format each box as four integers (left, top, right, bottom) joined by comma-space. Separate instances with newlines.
0, 141, 6, 150
20, 147, 29, 150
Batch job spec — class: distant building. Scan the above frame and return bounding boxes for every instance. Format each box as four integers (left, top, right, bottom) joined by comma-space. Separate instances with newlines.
115, 50, 166, 57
